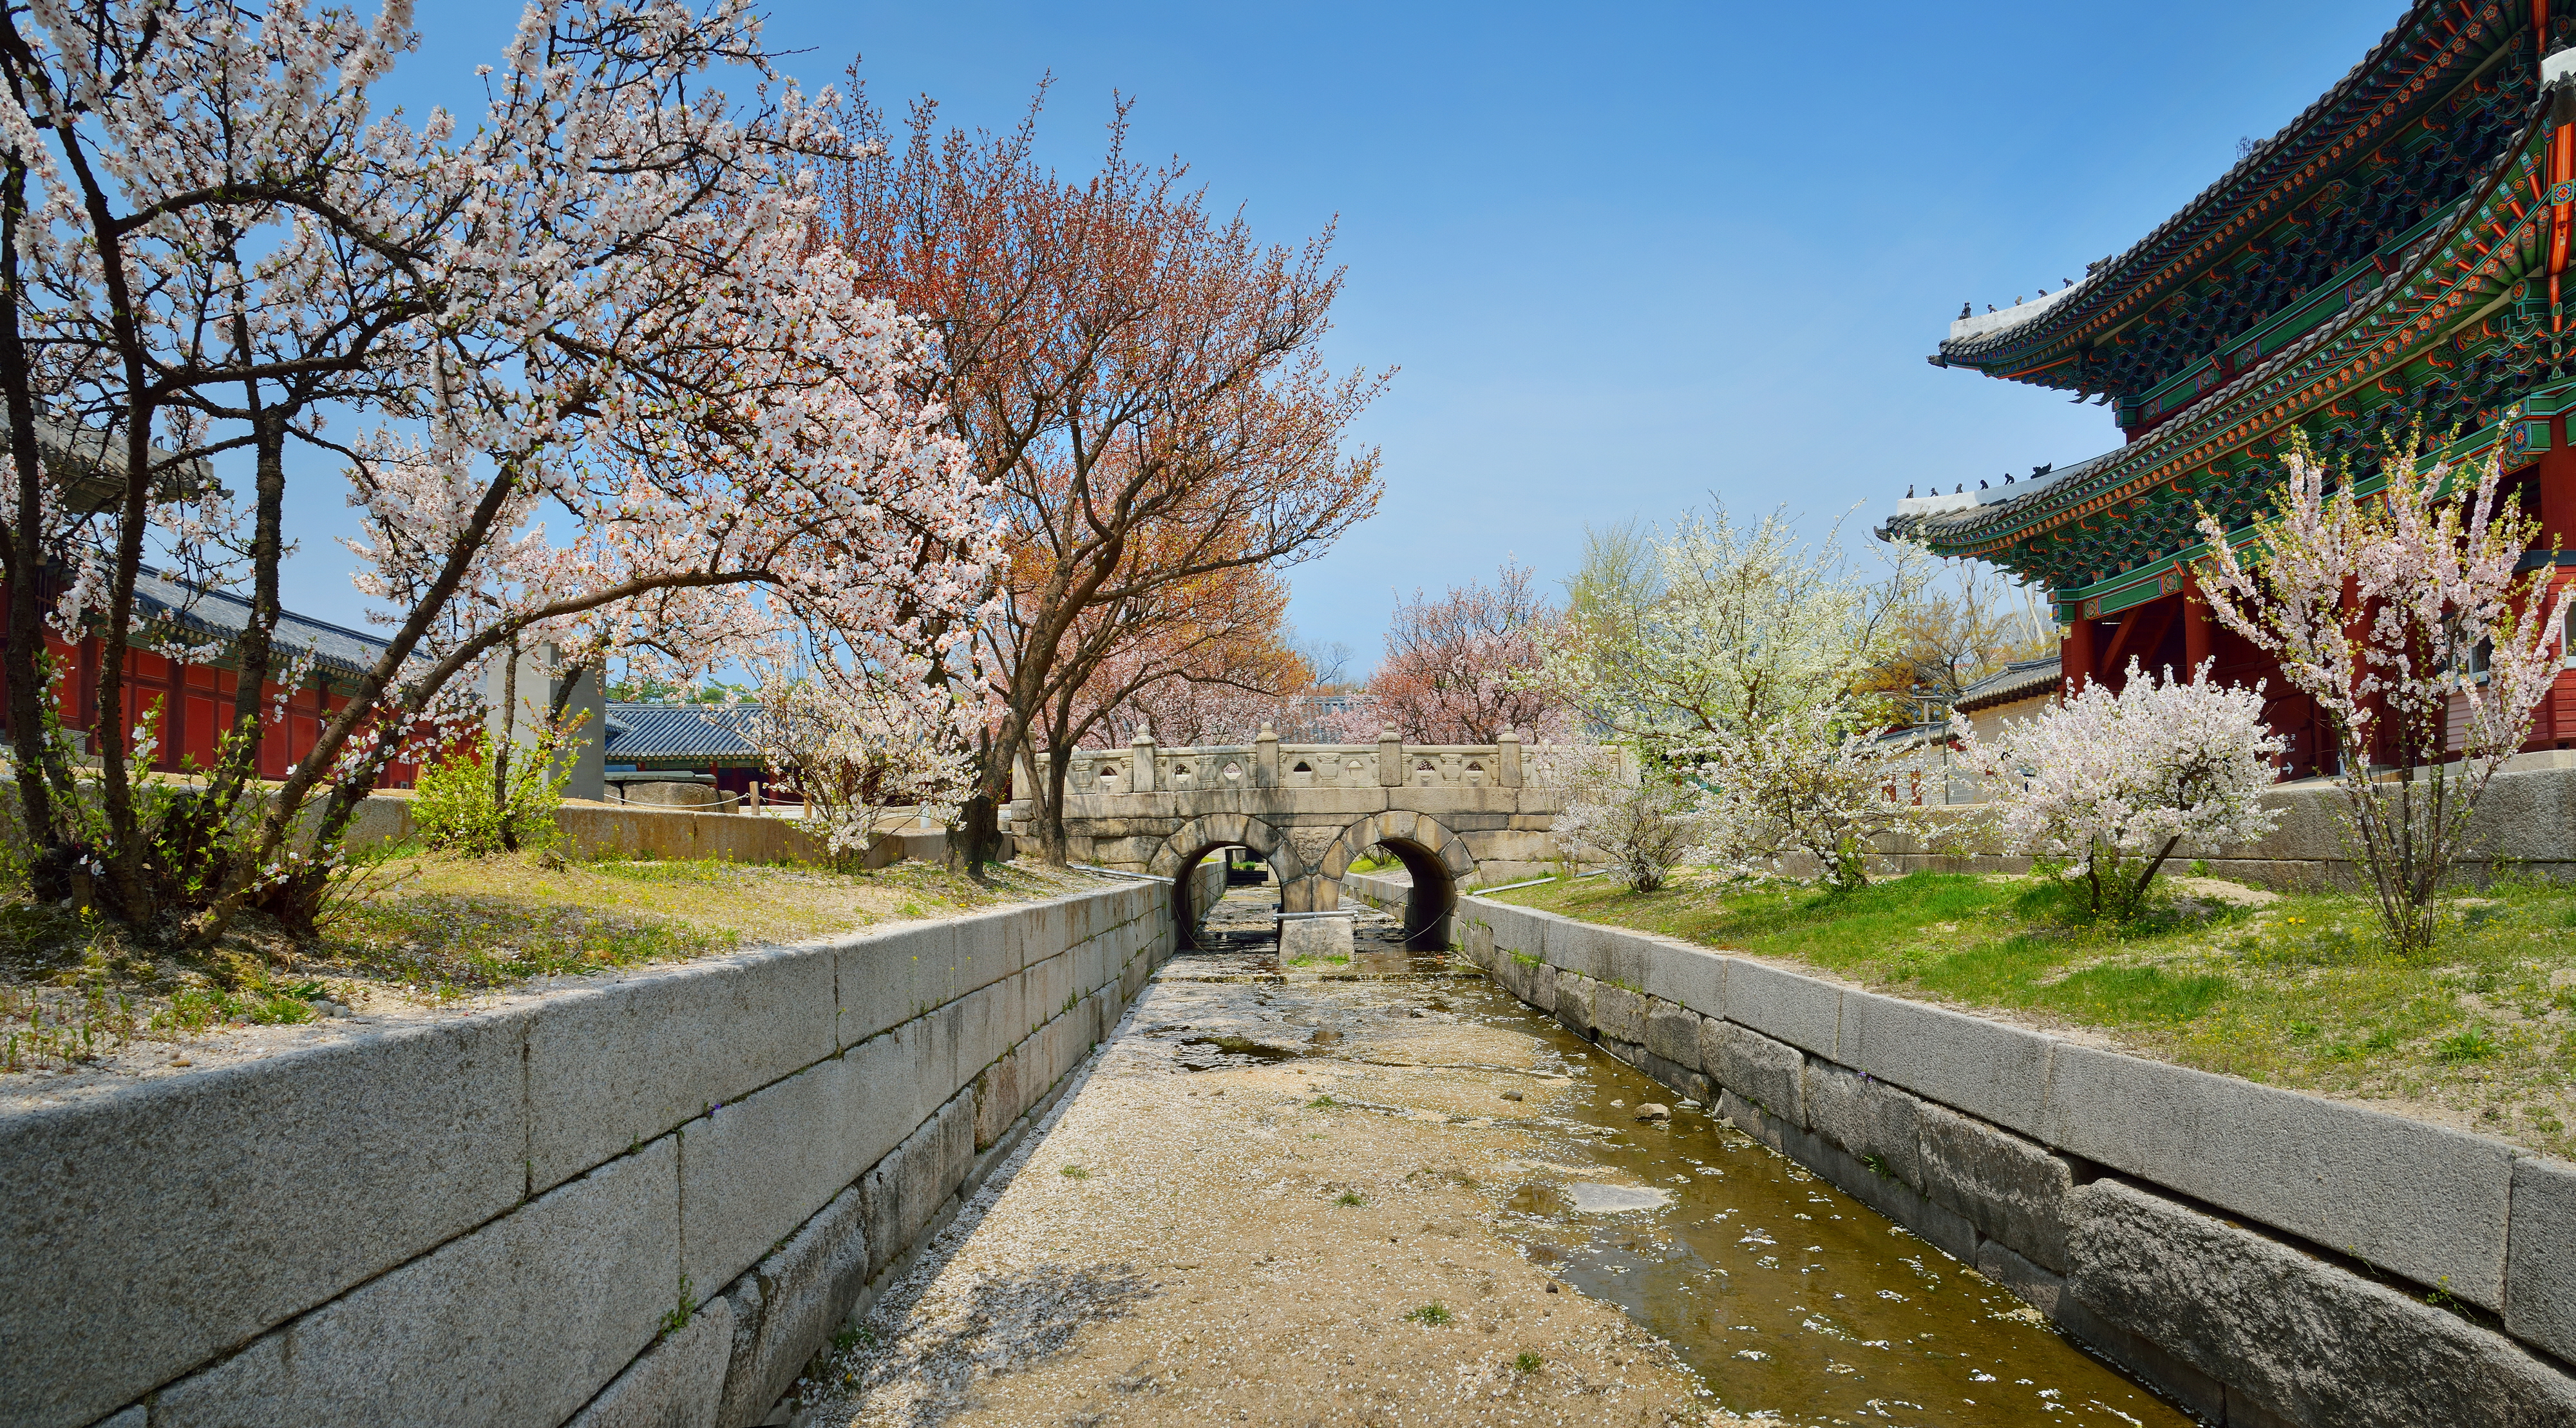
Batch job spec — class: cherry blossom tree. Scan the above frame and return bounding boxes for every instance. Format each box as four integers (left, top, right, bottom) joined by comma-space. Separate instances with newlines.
1368, 560, 1563, 743
1959, 659, 2286, 919
0, 0, 992, 939
748, 676, 978, 865
2193, 441, 2562, 955
1692, 699, 1916, 893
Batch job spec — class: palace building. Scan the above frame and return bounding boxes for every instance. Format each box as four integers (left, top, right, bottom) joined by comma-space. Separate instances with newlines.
1887, 1, 2576, 777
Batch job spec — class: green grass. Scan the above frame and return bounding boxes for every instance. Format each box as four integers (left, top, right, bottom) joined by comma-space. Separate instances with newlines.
1493, 869, 2576, 1159
317, 895, 735, 1000
1404, 1302, 1455, 1325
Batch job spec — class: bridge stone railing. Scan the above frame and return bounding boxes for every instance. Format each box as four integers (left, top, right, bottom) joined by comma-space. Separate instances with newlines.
1037, 725, 1542, 797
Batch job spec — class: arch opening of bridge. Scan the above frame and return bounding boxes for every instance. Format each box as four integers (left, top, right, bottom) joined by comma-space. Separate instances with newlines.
1018, 725, 1591, 953
1165, 833, 1296, 951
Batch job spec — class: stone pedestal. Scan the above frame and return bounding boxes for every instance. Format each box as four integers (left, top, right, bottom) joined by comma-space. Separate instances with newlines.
1278, 914, 1355, 962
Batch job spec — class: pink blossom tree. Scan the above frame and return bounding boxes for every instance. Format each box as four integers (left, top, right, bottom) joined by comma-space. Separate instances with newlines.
1958, 659, 2284, 918
2193, 443, 2563, 955
0, 0, 994, 938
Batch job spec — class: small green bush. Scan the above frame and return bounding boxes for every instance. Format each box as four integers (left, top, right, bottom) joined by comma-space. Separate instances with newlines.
412, 729, 574, 856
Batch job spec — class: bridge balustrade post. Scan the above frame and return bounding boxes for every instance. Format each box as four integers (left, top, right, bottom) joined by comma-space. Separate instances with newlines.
1130, 725, 1157, 793
1255, 721, 1279, 788
1377, 725, 1403, 787
1497, 728, 1523, 788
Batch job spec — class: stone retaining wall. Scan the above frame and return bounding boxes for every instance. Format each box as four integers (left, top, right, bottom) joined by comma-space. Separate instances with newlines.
5, 880, 1174, 1428
348, 795, 996, 870
1880, 761, 2576, 890
1457, 896, 2576, 1427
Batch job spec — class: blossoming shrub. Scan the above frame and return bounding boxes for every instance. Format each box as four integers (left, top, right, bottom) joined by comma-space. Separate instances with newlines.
2195, 441, 2566, 957
1961, 660, 2284, 918
1547, 751, 1709, 893
1692, 698, 1917, 892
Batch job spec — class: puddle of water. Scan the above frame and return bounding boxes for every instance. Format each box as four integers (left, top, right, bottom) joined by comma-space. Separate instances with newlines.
1472, 999, 2192, 1428
1148, 888, 2197, 1428
1564, 1183, 1672, 1214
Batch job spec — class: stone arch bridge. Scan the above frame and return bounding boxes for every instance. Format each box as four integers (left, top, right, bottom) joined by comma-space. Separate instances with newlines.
1010, 727, 1594, 951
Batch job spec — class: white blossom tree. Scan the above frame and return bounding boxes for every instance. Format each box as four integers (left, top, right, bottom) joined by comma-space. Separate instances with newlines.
1960, 659, 2286, 919
1546, 506, 1927, 761
1692, 699, 1916, 893
0, 0, 996, 938
2193, 441, 2564, 955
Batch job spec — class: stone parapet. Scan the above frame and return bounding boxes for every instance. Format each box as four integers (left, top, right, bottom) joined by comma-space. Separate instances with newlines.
1455, 894, 2576, 1427
7, 880, 1174, 1428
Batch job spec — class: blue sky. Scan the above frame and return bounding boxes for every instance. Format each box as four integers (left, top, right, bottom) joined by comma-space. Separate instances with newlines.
289, 0, 2405, 671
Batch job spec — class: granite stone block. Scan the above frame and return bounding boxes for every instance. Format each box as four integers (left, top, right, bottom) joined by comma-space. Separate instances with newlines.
1804, 1061, 1923, 1188
679, 1056, 858, 1294
2506, 1154, 2576, 1366
153, 1138, 681, 1428
1836, 989, 2054, 1139
1918, 1103, 2076, 1274
1643, 1002, 1703, 1072
1703, 1019, 1804, 1125
835, 920, 957, 1048
1975, 1239, 2065, 1319
1638, 937, 1726, 1019
567, 1295, 732, 1428
1721, 958, 1841, 1057
1591, 981, 1647, 1045
527, 946, 837, 1192
0, 1010, 532, 1428
2047, 1044, 2515, 1308
714, 1186, 869, 1428
1553, 973, 1597, 1038
2066, 1179, 2576, 1427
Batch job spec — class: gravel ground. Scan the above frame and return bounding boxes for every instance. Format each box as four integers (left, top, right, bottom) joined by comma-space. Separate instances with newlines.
804, 967, 1731, 1427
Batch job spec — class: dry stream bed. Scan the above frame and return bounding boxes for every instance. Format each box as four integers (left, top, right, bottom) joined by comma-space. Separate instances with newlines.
808, 891, 2187, 1427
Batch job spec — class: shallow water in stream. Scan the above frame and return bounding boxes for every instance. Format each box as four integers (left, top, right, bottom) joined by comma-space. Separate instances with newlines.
1170, 887, 2194, 1427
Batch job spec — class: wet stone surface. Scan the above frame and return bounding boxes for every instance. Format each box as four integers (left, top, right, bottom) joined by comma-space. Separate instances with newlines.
807, 891, 2191, 1427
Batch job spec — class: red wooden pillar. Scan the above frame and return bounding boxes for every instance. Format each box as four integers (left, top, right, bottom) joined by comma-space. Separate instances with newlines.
2539, 418, 2576, 551
2062, 610, 2098, 696
2182, 578, 2214, 680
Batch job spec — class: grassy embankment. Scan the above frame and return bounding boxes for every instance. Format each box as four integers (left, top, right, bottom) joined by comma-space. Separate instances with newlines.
1489, 869, 2576, 1159
0, 849, 1090, 1071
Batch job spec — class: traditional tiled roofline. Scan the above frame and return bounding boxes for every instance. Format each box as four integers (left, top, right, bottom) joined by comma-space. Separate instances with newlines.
1888, 93, 2553, 606
601, 702, 769, 765
1937, 0, 2521, 375
1954, 655, 2064, 714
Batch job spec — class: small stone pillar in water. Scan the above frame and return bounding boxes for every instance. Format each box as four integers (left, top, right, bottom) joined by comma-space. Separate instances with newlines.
1279, 912, 1356, 962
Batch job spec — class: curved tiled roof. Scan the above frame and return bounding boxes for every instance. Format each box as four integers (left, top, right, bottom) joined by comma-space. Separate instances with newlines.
133, 567, 395, 684
1937, 0, 2517, 373
602, 702, 770, 763
1954, 655, 2063, 714
1888, 90, 2548, 565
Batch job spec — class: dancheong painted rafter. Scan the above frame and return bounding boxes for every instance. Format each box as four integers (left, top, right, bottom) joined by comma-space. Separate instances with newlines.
1888, 0, 2576, 777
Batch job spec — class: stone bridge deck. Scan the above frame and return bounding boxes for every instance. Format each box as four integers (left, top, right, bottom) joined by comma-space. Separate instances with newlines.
1011, 727, 1605, 944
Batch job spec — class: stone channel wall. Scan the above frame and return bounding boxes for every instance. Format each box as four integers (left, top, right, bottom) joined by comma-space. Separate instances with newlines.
5, 879, 1175, 1428
1455, 895, 2576, 1428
